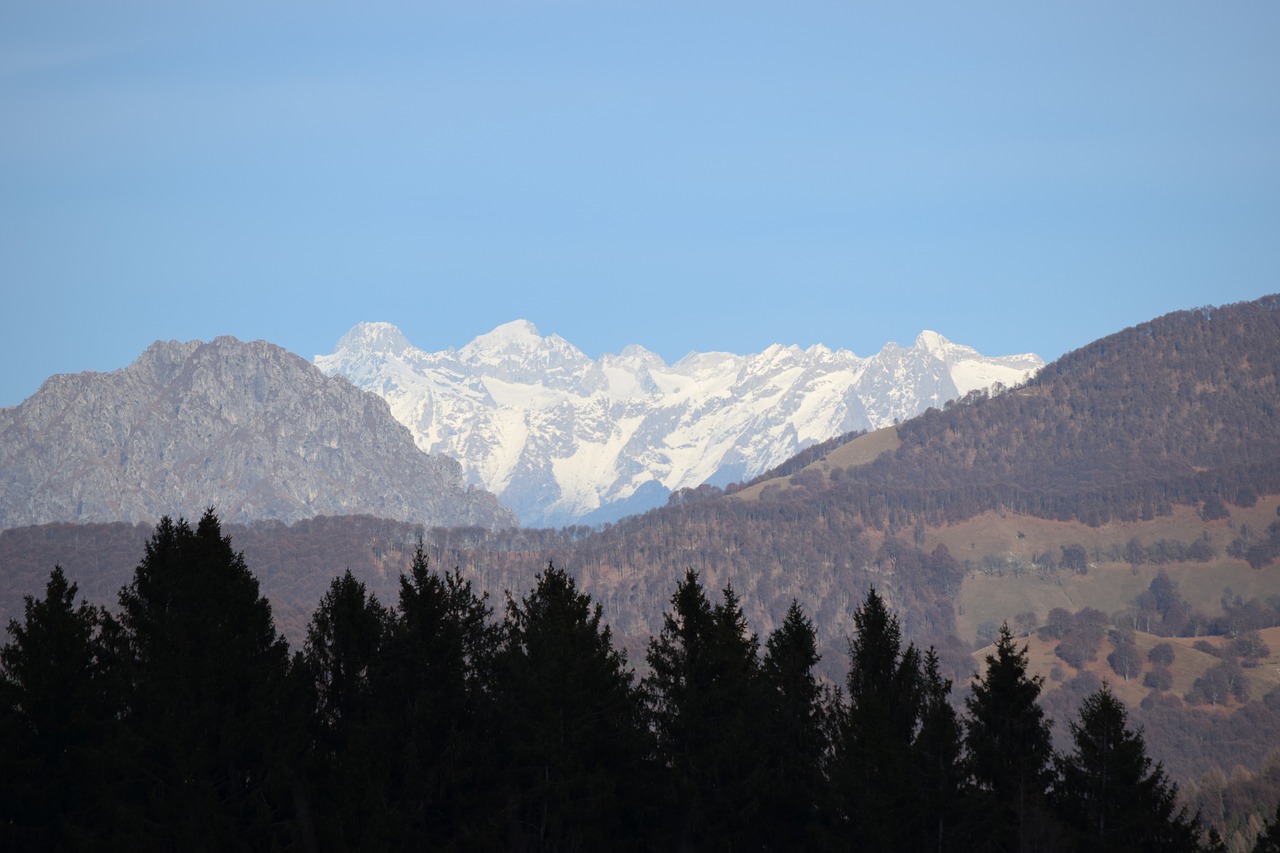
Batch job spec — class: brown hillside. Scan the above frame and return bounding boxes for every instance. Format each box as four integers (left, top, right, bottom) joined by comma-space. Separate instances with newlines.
734, 294, 1280, 535
975, 626, 1280, 712
944, 497, 1280, 644
733, 425, 900, 501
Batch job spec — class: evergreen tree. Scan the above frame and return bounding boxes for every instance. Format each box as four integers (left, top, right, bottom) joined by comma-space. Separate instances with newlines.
302, 569, 391, 849
495, 562, 654, 851
306, 569, 387, 736
834, 587, 926, 849
964, 623, 1060, 852
1055, 684, 1200, 852
0, 566, 114, 849
913, 646, 967, 853
644, 571, 769, 851
110, 511, 299, 850
760, 600, 833, 848
374, 544, 500, 848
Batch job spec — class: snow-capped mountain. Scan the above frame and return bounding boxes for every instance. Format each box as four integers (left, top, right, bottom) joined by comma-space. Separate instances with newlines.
316, 322, 1043, 527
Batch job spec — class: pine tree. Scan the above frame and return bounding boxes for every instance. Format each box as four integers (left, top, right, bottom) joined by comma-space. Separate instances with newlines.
0, 566, 114, 848
302, 569, 391, 848
913, 646, 967, 853
306, 569, 387, 735
760, 599, 833, 847
110, 510, 298, 849
375, 544, 500, 847
834, 586, 926, 849
495, 562, 654, 851
964, 623, 1059, 852
644, 570, 769, 851
1055, 684, 1200, 852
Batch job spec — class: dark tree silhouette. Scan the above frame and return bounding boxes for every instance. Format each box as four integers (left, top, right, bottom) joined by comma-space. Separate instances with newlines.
109, 510, 298, 850
305, 569, 388, 736
495, 562, 655, 851
759, 600, 833, 848
302, 569, 391, 848
914, 646, 968, 852
375, 544, 500, 847
0, 567, 113, 848
1055, 684, 1200, 851
644, 570, 770, 851
834, 587, 925, 848
964, 623, 1059, 852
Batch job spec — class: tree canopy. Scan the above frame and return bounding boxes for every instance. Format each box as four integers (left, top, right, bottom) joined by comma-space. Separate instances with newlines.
1, 514, 1232, 851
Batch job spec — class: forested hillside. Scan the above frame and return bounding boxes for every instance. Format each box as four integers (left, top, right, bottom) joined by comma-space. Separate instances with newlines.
1, 513, 1215, 850
741, 294, 1280, 531
0, 503, 965, 686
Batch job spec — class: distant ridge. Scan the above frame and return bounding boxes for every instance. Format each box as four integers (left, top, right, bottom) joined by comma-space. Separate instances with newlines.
0, 337, 516, 531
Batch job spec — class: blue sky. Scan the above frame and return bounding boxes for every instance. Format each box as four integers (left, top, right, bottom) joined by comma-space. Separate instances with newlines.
2, 2, 1277, 407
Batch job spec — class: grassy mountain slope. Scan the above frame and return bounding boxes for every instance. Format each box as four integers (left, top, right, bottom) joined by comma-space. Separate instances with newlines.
737, 294, 1280, 527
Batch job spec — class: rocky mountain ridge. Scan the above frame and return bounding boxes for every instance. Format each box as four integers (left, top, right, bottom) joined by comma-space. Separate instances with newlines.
316, 321, 1043, 526
0, 337, 516, 531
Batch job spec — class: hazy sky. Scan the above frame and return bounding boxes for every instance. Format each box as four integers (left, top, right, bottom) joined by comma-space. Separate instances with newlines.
3, 2, 1277, 407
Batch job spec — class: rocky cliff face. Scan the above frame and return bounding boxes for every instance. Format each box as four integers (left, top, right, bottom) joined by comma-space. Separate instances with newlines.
0, 337, 516, 531
317, 321, 1043, 526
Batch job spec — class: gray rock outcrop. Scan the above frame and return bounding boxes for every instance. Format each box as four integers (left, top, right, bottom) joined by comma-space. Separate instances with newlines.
0, 337, 517, 531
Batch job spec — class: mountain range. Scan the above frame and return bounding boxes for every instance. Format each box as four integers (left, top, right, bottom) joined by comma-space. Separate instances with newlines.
316, 321, 1043, 526
0, 337, 515, 531
5, 296, 1276, 664
2, 294, 1278, 845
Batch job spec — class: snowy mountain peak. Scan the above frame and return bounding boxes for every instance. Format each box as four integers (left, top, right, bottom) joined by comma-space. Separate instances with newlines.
316, 323, 1044, 526
915, 329, 955, 355
616, 343, 664, 366
461, 319, 543, 356
453, 320, 592, 391
915, 330, 984, 364
457, 320, 588, 369
332, 321, 413, 357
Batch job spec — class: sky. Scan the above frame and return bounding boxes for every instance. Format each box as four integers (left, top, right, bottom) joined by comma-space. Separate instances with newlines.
2, 2, 1278, 407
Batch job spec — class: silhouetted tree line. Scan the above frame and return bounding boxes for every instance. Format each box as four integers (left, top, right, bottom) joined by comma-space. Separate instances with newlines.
0, 508, 970, 689
3, 511, 1226, 851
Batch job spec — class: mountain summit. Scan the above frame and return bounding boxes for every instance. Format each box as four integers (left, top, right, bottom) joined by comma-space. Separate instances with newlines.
316, 323, 1042, 526
0, 337, 516, 531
